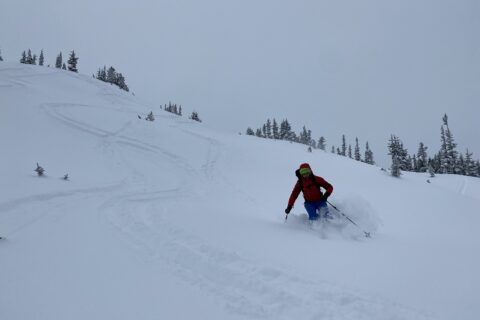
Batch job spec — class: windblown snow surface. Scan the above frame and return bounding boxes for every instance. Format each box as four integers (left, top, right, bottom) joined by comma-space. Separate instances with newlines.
1, 63, 479, 320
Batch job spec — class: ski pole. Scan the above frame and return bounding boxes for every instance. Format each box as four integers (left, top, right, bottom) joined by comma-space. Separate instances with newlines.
327, 201, 371, 238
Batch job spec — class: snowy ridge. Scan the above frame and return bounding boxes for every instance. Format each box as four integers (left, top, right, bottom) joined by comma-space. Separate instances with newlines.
1, 63, 479, 320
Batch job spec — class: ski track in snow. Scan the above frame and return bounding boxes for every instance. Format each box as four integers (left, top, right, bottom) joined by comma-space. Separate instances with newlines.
0, 79, 438, 320
100, 191, 434, 320
42, 105, 435, 320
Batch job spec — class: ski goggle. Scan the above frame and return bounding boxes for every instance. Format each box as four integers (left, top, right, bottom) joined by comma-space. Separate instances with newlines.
299, 168, 311, 176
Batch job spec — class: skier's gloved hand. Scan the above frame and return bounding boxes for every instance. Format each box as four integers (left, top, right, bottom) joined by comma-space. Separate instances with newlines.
285, 206, 293, 214
320, 192, 331, 202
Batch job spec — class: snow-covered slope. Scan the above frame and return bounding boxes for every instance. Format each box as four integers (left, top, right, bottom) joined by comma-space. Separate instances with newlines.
1, 63, 479, 320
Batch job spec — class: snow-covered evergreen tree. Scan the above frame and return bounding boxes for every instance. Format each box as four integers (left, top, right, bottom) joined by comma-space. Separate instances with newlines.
354, 137, 361, 161
55, 52, 62, 68
364, 141, 375, 165
388, 135, 410, 171
299, 126, 312, 146
341, 135, 347, 156
266, 119, 272, 139
428, 164, 435, 178
189, 111, 202, 122
106, 66, 116, 83
115, 73, 129, 92
318, 137, 326, 151
20, 50, 27, 64
35, 163, 45, 176
26, 49, 33, 64
390, 156, 402, 177
255, 128, 262, 137
246, 127, 255, 135
67, 51, 79, 72
272, 119, 279, 140
0, 49, 3, 61
416, 142, 428, 172
464, 149, 476, 177
145, 111, 155, 121
348, 145, 352, 158
96, 66, 107, 81
445, 125, 459, 174
62, 63, 67, 70
39, 50, 44, 66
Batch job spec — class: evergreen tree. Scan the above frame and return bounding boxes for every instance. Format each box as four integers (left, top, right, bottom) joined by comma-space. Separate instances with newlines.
67, 50, 79, 72
348, 145, 352, 158
115, 73, 129, 92
39, 50, 44, 66
412, 154, 418, 172
282, 120, 296, 141
146, 111, 155, 121
388, 135, 410, 171
189, 111, 202, 122
266, 119, 272, 139
0, 48, 3, 61
279, 119, 287, 140
445, 125, 459, 173
390, 156, 402, 177
107, 66, 116, 83
55, 52, 62, 68
364, 141, 375, 165
246, 127, 255, 135
428, 164, 435, 178
341, 135, 347, 156
416, 142, 428, 172
272, 119, 279, 139
299, 126, 312, 145
255, 128, 262, 137
464, 149, 476, 176
32, 54, 37, 65
35, 163, 45, 176
20, 50, 27, 63
26, 49, 33, 64
62, 63, 67, 70
457, 154, 466, 175
318, 136, 326, 151
96, 66, 107, 81
354, 137, 361, 161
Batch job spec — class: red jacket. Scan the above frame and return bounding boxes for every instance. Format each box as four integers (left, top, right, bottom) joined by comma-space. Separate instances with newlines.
288, 175, 333, 207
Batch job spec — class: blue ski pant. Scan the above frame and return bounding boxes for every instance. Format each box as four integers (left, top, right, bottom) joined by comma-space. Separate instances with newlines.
304, 199, 330, 220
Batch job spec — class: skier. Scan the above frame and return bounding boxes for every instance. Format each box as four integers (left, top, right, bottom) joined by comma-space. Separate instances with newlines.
285, 163, 334, 220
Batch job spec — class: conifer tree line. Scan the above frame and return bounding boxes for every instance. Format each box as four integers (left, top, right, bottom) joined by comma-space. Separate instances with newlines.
388, 114, 480, 178
162, 102, 182, 116
9, 47, 132, 91
246, 118, 375, 165
95, 66, 129, 92
17, 49, 78, 71
160, 102, 202, 122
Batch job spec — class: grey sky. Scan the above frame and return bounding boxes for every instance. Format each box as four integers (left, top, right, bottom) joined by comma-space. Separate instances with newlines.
1, 0, 479, 166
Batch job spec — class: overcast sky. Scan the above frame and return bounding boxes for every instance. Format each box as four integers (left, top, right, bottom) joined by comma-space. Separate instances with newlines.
1, 0, 479, 166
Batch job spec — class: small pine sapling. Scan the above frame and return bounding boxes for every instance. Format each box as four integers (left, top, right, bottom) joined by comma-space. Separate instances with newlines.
146, 111, 155, 121
35, 163, 45, 176
189, 111, 202, 122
